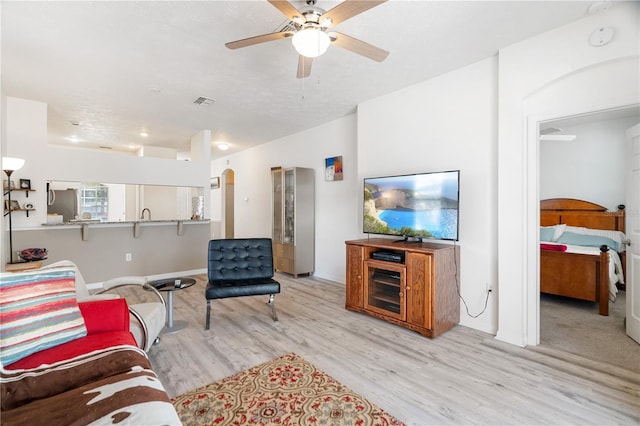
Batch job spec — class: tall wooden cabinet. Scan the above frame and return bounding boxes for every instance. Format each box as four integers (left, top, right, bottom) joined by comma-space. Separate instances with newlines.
271, 167, 314, 277
345, 238, 459, 338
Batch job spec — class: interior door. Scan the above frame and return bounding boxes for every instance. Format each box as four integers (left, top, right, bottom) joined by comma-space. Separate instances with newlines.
626, 123, 640, 344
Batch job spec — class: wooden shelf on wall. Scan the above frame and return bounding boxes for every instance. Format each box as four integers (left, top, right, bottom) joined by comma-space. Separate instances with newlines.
5, 261, 42, 272
4, 208, 35, 217
4, 188, 35, 197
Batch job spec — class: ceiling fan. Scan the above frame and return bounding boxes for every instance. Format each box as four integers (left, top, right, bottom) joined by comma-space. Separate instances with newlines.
225, 0, 389, 78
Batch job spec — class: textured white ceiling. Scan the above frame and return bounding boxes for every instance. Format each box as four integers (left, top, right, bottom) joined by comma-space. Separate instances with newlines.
2, 1, 598, 157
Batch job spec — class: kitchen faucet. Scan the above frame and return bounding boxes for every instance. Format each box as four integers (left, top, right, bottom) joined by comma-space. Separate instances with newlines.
140, 208, 151, 220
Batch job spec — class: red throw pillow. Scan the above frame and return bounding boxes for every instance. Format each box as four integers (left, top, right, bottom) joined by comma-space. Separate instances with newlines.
78, 298, 130, 334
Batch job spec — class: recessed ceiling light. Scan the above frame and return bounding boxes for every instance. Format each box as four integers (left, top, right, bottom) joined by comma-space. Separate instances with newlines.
140, 131, 149, 137
216, 143, 230, 151
65, 135, 81, 143
69, 120, 80, 126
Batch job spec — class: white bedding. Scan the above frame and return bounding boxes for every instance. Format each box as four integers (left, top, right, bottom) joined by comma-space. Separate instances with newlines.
542, 242, 624, 301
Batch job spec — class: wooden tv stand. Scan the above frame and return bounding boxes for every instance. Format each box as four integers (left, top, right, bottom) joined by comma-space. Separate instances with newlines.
345, 238, 460, 338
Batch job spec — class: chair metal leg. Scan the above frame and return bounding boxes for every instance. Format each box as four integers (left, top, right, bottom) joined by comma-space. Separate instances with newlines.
268, 294, 278, 322
205, 299, 211, 330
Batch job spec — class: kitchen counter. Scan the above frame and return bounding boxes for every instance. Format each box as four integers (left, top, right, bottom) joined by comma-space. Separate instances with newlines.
39, 219, 209, 240
42, 219, 209, 226
9, 220, 210, 279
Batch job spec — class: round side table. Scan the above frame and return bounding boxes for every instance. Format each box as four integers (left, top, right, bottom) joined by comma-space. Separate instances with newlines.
149, 277, 196, 333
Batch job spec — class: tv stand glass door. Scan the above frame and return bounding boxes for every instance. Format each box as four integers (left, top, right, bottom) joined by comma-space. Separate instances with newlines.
363, 259, 406, 321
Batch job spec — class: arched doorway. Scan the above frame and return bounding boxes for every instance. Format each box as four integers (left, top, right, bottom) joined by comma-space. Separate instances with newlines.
522, 58, 638, 346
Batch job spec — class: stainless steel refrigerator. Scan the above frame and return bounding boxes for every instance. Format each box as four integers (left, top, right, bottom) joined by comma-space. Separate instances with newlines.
47, 188, 78, 223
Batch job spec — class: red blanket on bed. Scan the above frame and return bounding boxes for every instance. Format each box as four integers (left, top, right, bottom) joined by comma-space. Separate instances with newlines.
540, 243, 567, 252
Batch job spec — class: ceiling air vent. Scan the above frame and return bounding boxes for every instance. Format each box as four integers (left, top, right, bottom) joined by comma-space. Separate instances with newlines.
193, 96, 215, 106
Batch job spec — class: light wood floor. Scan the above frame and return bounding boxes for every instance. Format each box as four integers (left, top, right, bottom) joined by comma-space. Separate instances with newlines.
146, 273, 640, 425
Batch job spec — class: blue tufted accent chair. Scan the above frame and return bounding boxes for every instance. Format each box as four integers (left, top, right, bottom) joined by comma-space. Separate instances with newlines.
205, 238, 281, 330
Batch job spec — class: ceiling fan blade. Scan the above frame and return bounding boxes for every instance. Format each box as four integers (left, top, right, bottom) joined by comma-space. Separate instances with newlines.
268, 0, 304, 24
320, 0, 387, 27
225, 31, 294, 50
297, 55, 313, 79
329, 32, 389, 62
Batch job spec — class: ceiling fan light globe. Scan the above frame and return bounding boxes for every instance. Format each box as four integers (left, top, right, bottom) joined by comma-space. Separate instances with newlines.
292, 28, 330, 58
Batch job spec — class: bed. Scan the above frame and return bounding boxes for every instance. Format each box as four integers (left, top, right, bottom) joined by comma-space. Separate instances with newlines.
540, 198, 627, 316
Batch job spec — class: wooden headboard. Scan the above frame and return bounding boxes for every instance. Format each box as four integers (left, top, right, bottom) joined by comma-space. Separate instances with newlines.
540, 198, 625, 232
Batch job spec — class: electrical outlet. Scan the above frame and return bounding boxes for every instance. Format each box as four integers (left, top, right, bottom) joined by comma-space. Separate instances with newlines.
125, 253, 132, 262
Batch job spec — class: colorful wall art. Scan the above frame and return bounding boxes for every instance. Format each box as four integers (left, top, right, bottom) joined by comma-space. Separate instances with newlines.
324, 156, 343, 181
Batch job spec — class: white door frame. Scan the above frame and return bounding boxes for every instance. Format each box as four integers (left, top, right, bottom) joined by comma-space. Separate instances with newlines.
626, 123, 640, 343
526, 104, 639, 345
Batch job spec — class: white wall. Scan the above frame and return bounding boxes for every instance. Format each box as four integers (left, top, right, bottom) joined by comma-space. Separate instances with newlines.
211, 114, 358, 283
497, 2, 639, 346
357, 57, 499, 334
540, 115, 638, 211
106, 183, 126, 221
212, 58, 499, 334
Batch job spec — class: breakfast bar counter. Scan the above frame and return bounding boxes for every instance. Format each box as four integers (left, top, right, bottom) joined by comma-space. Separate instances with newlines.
40, 219, 209, 240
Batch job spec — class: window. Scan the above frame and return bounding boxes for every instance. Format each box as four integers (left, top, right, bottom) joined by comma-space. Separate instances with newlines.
80, 183, 108, 221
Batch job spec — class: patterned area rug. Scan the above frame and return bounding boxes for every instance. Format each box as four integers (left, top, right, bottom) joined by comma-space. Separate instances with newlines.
172, 352, 405, 425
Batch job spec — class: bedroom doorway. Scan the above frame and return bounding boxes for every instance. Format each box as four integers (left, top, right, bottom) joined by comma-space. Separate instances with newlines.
538, 105, 640, 369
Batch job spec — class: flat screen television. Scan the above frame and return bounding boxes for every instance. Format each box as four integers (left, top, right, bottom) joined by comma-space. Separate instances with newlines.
363, 170, 460, 242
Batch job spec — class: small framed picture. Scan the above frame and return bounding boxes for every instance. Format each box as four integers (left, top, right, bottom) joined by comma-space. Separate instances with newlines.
210, 177, 220, 189
325, 156, 344, 181
3, 180, 15, 190
5, 200, 20, 211
19, 179, 31, 190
